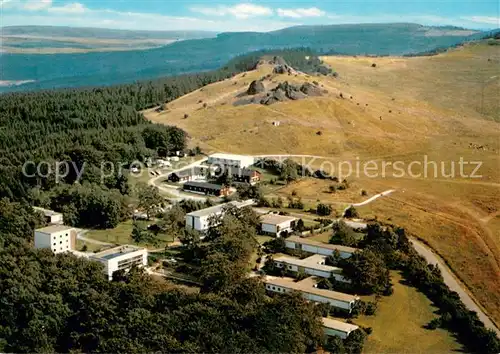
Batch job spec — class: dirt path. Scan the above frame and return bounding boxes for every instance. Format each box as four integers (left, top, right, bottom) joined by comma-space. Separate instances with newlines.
411, 239, 500, 336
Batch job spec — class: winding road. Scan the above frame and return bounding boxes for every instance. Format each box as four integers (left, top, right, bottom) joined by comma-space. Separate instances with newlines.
145, 154, 500, 334
411, 239, 500, 336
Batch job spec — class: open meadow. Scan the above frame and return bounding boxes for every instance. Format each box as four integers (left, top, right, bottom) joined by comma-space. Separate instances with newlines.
145, 41, 500, 327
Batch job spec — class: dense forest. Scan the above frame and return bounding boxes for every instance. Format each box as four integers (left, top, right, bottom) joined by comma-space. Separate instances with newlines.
0, 48, 329, 206
0, 199, 327, 353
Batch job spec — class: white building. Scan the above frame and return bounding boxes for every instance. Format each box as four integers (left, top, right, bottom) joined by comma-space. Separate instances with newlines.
263, 276, 359, 312
33, 206, 64, 225
90, 245, 148, 280
261, 214, 297, 236
207, 153, 254, 169
185, 200, 254, 233
285, 235, 358, 259
322, 318, 359, 339
34, 225, 76, 254
273, 254, 350, 283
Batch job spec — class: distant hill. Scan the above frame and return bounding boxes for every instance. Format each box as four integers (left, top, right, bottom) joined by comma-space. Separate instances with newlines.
1, 26, 216, 40
0, 23, 487, 92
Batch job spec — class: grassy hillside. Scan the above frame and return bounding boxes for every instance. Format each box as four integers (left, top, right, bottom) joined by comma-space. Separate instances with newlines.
1, 23, 485, 92
144, 41, 500, 327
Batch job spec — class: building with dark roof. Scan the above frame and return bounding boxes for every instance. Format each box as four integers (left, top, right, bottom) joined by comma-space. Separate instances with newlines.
183, 181, 230, 197
167, 166, 206, 183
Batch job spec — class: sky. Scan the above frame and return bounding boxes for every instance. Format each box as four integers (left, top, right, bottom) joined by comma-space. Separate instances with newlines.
0, 0, 498, 32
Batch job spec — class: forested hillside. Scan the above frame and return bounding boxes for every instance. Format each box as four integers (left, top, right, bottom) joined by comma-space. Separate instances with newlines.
1, 23, 485, 92
0, 49, 322, 220
0, 199, 326, 353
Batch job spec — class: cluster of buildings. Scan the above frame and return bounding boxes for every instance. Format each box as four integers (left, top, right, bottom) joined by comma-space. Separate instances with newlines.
166, 153, 262, 197
33, 207, 147, 281
261, 230, 361, 339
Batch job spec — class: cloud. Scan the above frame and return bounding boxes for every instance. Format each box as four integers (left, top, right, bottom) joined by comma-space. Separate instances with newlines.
1, 7, 294, 32
23, 0, 51, 11
191, 3, 273, 19
277, 7, 326, 19
48, 2, 86, 14
460, 16, 499, 25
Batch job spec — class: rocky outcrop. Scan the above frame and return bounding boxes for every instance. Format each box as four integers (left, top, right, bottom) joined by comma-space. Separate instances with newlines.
260, 81, 309, 105
300, 82, 325, 96
247, 80, 265, 95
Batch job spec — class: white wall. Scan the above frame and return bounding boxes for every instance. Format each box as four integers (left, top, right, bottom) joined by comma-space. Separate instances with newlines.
96, 249, 147, 280
286, 241, 353, 259
49, 214, 64, 225
323, 327, 350, 339
306, 293, 352, 311
34, 229, 72, 254
265, 282, 354, 311
207, 156, 254, 169
262, 223, 278, 234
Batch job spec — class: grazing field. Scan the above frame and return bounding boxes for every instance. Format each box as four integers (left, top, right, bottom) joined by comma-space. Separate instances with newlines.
145, 41, 500, 328
353, 272, 462, 353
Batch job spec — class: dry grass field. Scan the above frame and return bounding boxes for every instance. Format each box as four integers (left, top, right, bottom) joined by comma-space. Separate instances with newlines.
145, 41, 500, 327
353, 272, 462, 353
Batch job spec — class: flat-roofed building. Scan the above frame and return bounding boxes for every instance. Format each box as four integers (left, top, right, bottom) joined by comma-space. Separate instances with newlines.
285, 235, 358, 259
34, 225, 76, 254
90, 245, 147, 280
273, 254, 350, 283
207, 153, 254, 169
33, 206, 64, 225
261, 214, 297, 236
263, 276, 359, 312
322, 317, 359, 339
185, 200, 254, 233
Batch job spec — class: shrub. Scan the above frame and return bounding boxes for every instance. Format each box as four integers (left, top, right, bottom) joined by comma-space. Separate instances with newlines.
344, 206, 359, 218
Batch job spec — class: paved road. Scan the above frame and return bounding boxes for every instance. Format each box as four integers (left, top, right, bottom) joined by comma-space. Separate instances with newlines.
411, 239, 500, 336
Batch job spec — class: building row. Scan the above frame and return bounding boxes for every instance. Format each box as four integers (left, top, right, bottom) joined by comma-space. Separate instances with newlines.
263, 276, 360, 312
285, 235, 359, 259
168, 166, 261, 185
273, 254, 350, 283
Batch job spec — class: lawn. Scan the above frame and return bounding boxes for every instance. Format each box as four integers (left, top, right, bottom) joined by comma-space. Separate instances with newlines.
352, 271, 462, 353
308, 231, 331, 243
85, 220, 176, 248
75, 239, 104, 252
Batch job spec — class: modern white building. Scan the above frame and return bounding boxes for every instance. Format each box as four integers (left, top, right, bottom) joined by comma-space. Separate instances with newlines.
185, 200, 254, 233
90, 245, 148, 280
207, 153, 254, 169
263, 276, 359, 312
34, 225, 76, 254
322, 318, 359, 339
285, 236, 358, 259
273, 254, 350, 283
33, 206, 64, 225
261, 214, 297, 236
